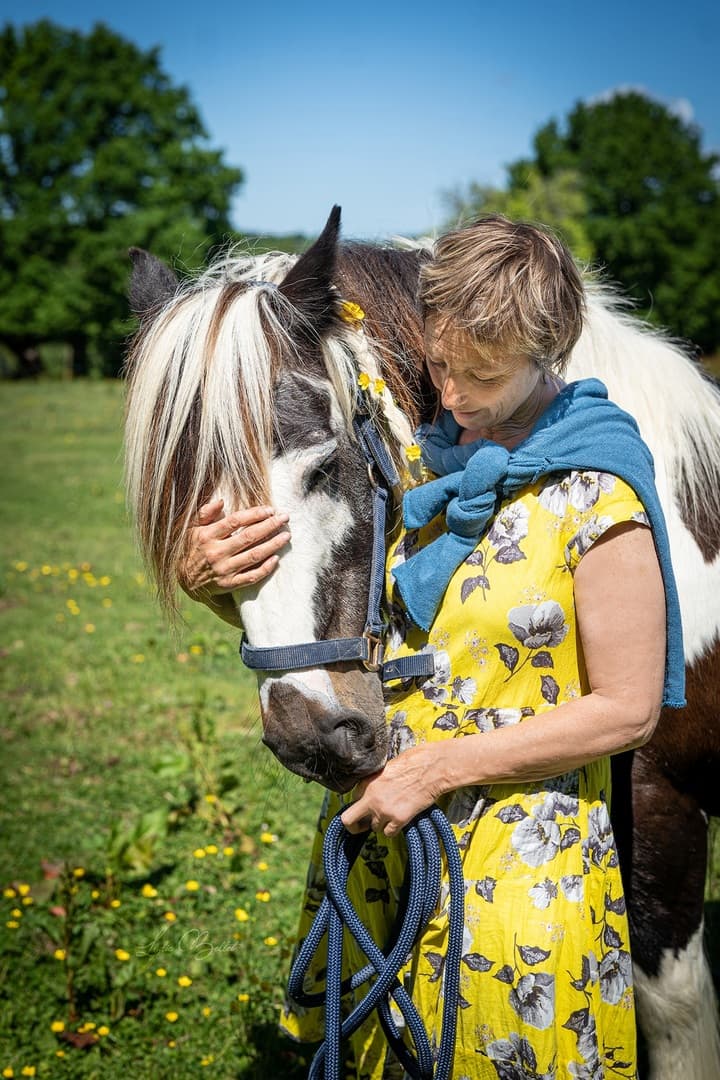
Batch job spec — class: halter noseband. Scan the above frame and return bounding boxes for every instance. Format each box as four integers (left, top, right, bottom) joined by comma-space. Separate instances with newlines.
239, 393, 435, 683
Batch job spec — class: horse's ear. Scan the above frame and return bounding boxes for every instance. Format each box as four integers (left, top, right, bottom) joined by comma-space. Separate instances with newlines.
128, 248, 179, 318
278, 206, 341, 334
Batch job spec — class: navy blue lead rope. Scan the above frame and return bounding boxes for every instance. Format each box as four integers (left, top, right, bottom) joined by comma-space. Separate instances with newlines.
287, 808, 464, 1080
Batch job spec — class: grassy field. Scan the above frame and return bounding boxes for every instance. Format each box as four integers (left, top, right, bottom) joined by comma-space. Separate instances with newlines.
1, 380, 718, 1079
0, 380, 321, 1078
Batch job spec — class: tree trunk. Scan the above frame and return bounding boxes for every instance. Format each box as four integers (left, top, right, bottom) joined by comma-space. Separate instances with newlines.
71, 335, 89, 377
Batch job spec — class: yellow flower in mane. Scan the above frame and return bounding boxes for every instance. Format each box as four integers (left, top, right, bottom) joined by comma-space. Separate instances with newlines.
373, 378, 386, 395
404, 444, 422, 462
357, 372, 371, 391
339, 300, 365, 325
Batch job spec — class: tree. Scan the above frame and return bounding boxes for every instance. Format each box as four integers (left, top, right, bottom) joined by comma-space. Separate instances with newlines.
0, 20, 243, 376
444, 166, 594, 263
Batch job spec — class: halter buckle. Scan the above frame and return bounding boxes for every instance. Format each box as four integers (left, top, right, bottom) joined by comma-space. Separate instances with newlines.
362, 631, 385, 671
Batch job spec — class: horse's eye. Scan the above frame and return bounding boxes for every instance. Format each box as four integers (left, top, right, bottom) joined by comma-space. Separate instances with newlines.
304, 452, 339, 495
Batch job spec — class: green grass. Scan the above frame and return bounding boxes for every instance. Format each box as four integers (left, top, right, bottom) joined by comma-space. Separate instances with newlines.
0, 380, 320, 1078
0, 380, 718, 1078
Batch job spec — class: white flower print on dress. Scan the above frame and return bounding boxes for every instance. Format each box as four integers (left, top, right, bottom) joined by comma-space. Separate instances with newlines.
488, 502, 530, 547
539, 471, 616, 517
564, 514, 615, 565
598, 949, 633, 1005
508, 601, 569, 650
509, 972, 555, 1029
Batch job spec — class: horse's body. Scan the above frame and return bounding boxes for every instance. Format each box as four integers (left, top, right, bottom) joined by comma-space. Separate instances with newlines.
125, 210, 720, 1078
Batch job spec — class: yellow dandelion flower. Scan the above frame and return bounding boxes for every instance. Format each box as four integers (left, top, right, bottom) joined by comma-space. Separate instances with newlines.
68, 568, 78, 580
115, 949, 130, 961
204, 844, 218, 855
165, 1012, 179, 1023
72, 867, 85, 878
102, 598, 112, 608
6, 921, 19, 929
110, 899, 121, 908
177, 975, 192, 987
55, 1051, 65, 1057
404, 443, 422, 462
84, 623, 95, 634
21, 896, 32, 906
373, 377, 386, 395
50, 1021, 65, 1033
2, 1068, 13, 1078
41, 565, 52, 575
80, 1021, 96, 1031
10, 909, 21, 918
167, 1039, 176, 1048
222, 846, 234, 857
339, 300, 365, 324
204, 793, 217, 804
357, 372, 371, 391
192, 848, 206, 859
263, 936, 278, 947
201, 1056, 215, 1066
234, 907, 250, 922
53, 948, 66, 961
141, 884, 157, 898
164, 911, 177, 922
257, 861, 269, 872
255, 890, 271, 902
130, 654, 145, 663
14, 561, 28, 572
21, 1069, 35, 1077
80, 562, 91, 572
97, 1025, 110, 1036
259, 831, 276, 844
3, 888, 16, 898
185, 880, 200, 892
202, 1007, 212, 1017
237, 992, 250, 1003
189, 644, 203, 655
90, 890, 99, 900
155, 968, 167, 977
99, 576, 111, 586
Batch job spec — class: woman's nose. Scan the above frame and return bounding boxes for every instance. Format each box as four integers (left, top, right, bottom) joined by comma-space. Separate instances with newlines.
441, 378, 464, 410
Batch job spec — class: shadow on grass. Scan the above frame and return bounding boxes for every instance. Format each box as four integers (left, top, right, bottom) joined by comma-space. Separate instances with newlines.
705, 898, 720, 990
237, 1023, 314, 1080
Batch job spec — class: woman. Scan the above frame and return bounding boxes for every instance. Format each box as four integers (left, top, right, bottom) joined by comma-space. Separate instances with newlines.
180, 218, 678, 1079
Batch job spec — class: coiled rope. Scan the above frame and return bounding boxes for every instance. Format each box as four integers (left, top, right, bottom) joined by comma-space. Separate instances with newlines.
287, 807, 464, 1080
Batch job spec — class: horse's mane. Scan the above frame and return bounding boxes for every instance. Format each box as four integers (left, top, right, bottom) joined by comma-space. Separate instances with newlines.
124, 242, 430, 616
569, 282, 720, 537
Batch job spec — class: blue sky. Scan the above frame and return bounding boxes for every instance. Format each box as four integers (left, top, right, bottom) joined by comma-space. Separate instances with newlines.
4, 1, 719, 240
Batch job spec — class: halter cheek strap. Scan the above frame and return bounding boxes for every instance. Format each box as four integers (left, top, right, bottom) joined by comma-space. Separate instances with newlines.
239, 395, 435, 683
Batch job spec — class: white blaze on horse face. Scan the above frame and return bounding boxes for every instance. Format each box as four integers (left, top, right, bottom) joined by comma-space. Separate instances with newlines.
236, 437, 354, 707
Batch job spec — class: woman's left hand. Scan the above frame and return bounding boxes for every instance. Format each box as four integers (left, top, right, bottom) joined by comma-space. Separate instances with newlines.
340, 743, 453, 837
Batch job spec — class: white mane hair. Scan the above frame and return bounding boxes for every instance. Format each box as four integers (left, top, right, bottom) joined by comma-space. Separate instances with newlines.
568, 281, 720, 526
124, 246, 415, 613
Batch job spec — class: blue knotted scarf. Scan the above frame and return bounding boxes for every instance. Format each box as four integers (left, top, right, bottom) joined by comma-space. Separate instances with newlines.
392, 378, 686, 708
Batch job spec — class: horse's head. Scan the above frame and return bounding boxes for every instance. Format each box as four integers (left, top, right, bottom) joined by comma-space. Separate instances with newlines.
124, 208, 423, 792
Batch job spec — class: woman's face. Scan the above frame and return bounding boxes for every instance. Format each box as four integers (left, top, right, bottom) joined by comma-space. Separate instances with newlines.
424, 315, 543, 436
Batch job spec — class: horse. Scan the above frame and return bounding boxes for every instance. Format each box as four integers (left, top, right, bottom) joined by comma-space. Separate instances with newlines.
124, 207, 720, 1079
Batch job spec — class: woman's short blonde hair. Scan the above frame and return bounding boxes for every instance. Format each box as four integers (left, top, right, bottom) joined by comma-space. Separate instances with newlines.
419, 215, 585, 374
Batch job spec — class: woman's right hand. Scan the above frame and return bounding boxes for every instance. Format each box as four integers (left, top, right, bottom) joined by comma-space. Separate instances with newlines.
178, 499, 291, 622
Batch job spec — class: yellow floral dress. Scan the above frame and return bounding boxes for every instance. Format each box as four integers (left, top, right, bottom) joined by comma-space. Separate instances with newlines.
281, 470, 647, 1080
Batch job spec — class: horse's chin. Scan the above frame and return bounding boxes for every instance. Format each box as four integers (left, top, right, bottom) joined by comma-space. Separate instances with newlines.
273, 752, 385, 795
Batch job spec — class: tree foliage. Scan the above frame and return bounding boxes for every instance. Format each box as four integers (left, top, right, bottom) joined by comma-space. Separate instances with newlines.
448, 92, 720, 353
0, 20, 243, 375
445, 167, 594, 263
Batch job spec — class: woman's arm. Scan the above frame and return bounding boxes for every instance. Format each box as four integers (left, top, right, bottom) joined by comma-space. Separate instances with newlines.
342, 521, 666, 836
178, 498, 291, 628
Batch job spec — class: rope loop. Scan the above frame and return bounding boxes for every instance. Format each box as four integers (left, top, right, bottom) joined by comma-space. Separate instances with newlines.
287, 807, 464, 1080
